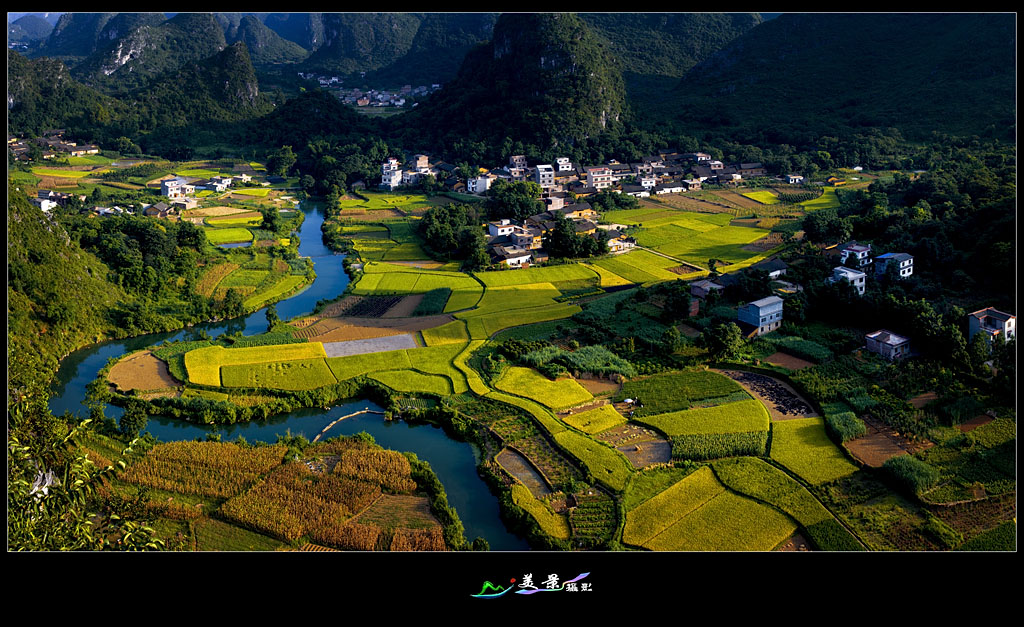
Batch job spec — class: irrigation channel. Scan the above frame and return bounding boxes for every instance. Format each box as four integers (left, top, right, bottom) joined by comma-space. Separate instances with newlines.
48, 201, 531, 550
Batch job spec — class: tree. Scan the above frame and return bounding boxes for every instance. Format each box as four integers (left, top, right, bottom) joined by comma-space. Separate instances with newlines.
260, 205, 283, 233
119, 400, 149, 438
701, 322, 744, 360
267, 145, 297, 177
486, 179, 542, 221
266, 303, 279, 328
662, 326, 683, 353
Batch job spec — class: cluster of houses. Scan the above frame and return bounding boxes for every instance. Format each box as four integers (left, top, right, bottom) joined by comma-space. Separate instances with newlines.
152, 171, 254, 215
380, 151, 806, 199
820, 240, 916, 297
483, 193, 637, 266
31, 189, 86, 213
8, 129, 101, 161
296, 73, 441, 109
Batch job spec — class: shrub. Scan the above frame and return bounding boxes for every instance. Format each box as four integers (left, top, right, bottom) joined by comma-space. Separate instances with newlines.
882, 455, 940, 495
825, 411, 867, 442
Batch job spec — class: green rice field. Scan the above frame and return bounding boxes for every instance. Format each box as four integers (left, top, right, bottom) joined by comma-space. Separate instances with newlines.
204, 227, 254, 245
185, 343, 328, 386
562, 405, 627, 434
800, 187, 840, 211
494, 367, 593, 411
31, 167, 91, 178
221, 358, 338, 390
338, 191, 436, 213
770, 417, 860, 485
230, 188, 271, 197
742, 190, 780, 205
552, 429, 632, 492
635, 399, 769, 437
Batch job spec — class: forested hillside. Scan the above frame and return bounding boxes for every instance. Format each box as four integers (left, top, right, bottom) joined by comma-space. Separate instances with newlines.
650, 13, 1016, 144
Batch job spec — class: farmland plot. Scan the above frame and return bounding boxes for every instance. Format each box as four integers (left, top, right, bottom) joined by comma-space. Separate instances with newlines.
770, 417, 860, 485
494, 367, 593, 411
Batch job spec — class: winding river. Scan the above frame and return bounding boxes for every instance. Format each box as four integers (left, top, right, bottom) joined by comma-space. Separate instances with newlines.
48, 201, 529, 550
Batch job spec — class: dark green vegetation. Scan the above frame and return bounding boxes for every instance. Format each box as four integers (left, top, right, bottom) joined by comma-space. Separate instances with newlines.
655, 13, 1015, 145
390, 13, 627, 164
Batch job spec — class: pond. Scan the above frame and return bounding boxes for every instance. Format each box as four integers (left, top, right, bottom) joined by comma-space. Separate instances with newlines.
49, 201, 529, 550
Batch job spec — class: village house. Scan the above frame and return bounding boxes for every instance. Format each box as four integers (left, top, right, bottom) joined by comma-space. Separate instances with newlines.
161, 176, 195, 198
874, 252, 914, 279
605, 229, 637, 253
865, 329, 911, 361
690, 279, 725, 300
468, 173, 496, 194
737, 295, 784, 337
737, 162, 767, 177
489, 244, 532, 268
555, 157, 574, 173
829, 266, 867, 296
749, 258, 789, 280
509, 154, 528, 169
837, 241, 873, 269
786, 174, 805, 185
585, 166, 614, 190
511, 225, 544, 250
967, 308, 1016, 345
487, 219, 516, 238
381, 158, 402, 190
621, 184, 651, 198
143, 201, 176, 218
535, 164, 555, 189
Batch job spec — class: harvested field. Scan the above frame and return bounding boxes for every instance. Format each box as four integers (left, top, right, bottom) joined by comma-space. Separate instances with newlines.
957, 414, 994, 433
764, 351, 816, 371
576, 375, 621, 396
677, 323, 702, 338
293, 313, 454, 342
382, 294, 424, 318
909, 391, 939, 409
713, 190, 768, 211
617, 438, 672, 468
667, 263, 705, 275
496, 448, 553, 499
844, 433, 907, 468
777, 533, 812, 551
339, 209, 406, 221
185, 206, 251, 217
351, 494, 440, 530
108, 351, 181, 392
845, 414, 933, 467
322, 334, 418, 358
716, 369, 817, 421
642, 194, 736, 214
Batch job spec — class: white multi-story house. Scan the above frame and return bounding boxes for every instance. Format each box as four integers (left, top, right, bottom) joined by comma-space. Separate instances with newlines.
555, 157, 574, 172
161, 177, 195, 198
487, 219, 516, 238
468, 174, 496, 195
786, 174, 805, 185
535, 164, 555, 189
829, 266, 867, 296
838, 242, 873, 270
874, 252, 914, 279
639, 174, 658, 189
865, 329, 911, 361
585, 166, 613, 190
737, 295, 784, 336
967, 308, 1016, 345
381, 158, 402, 189
401, 170, 422, 186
